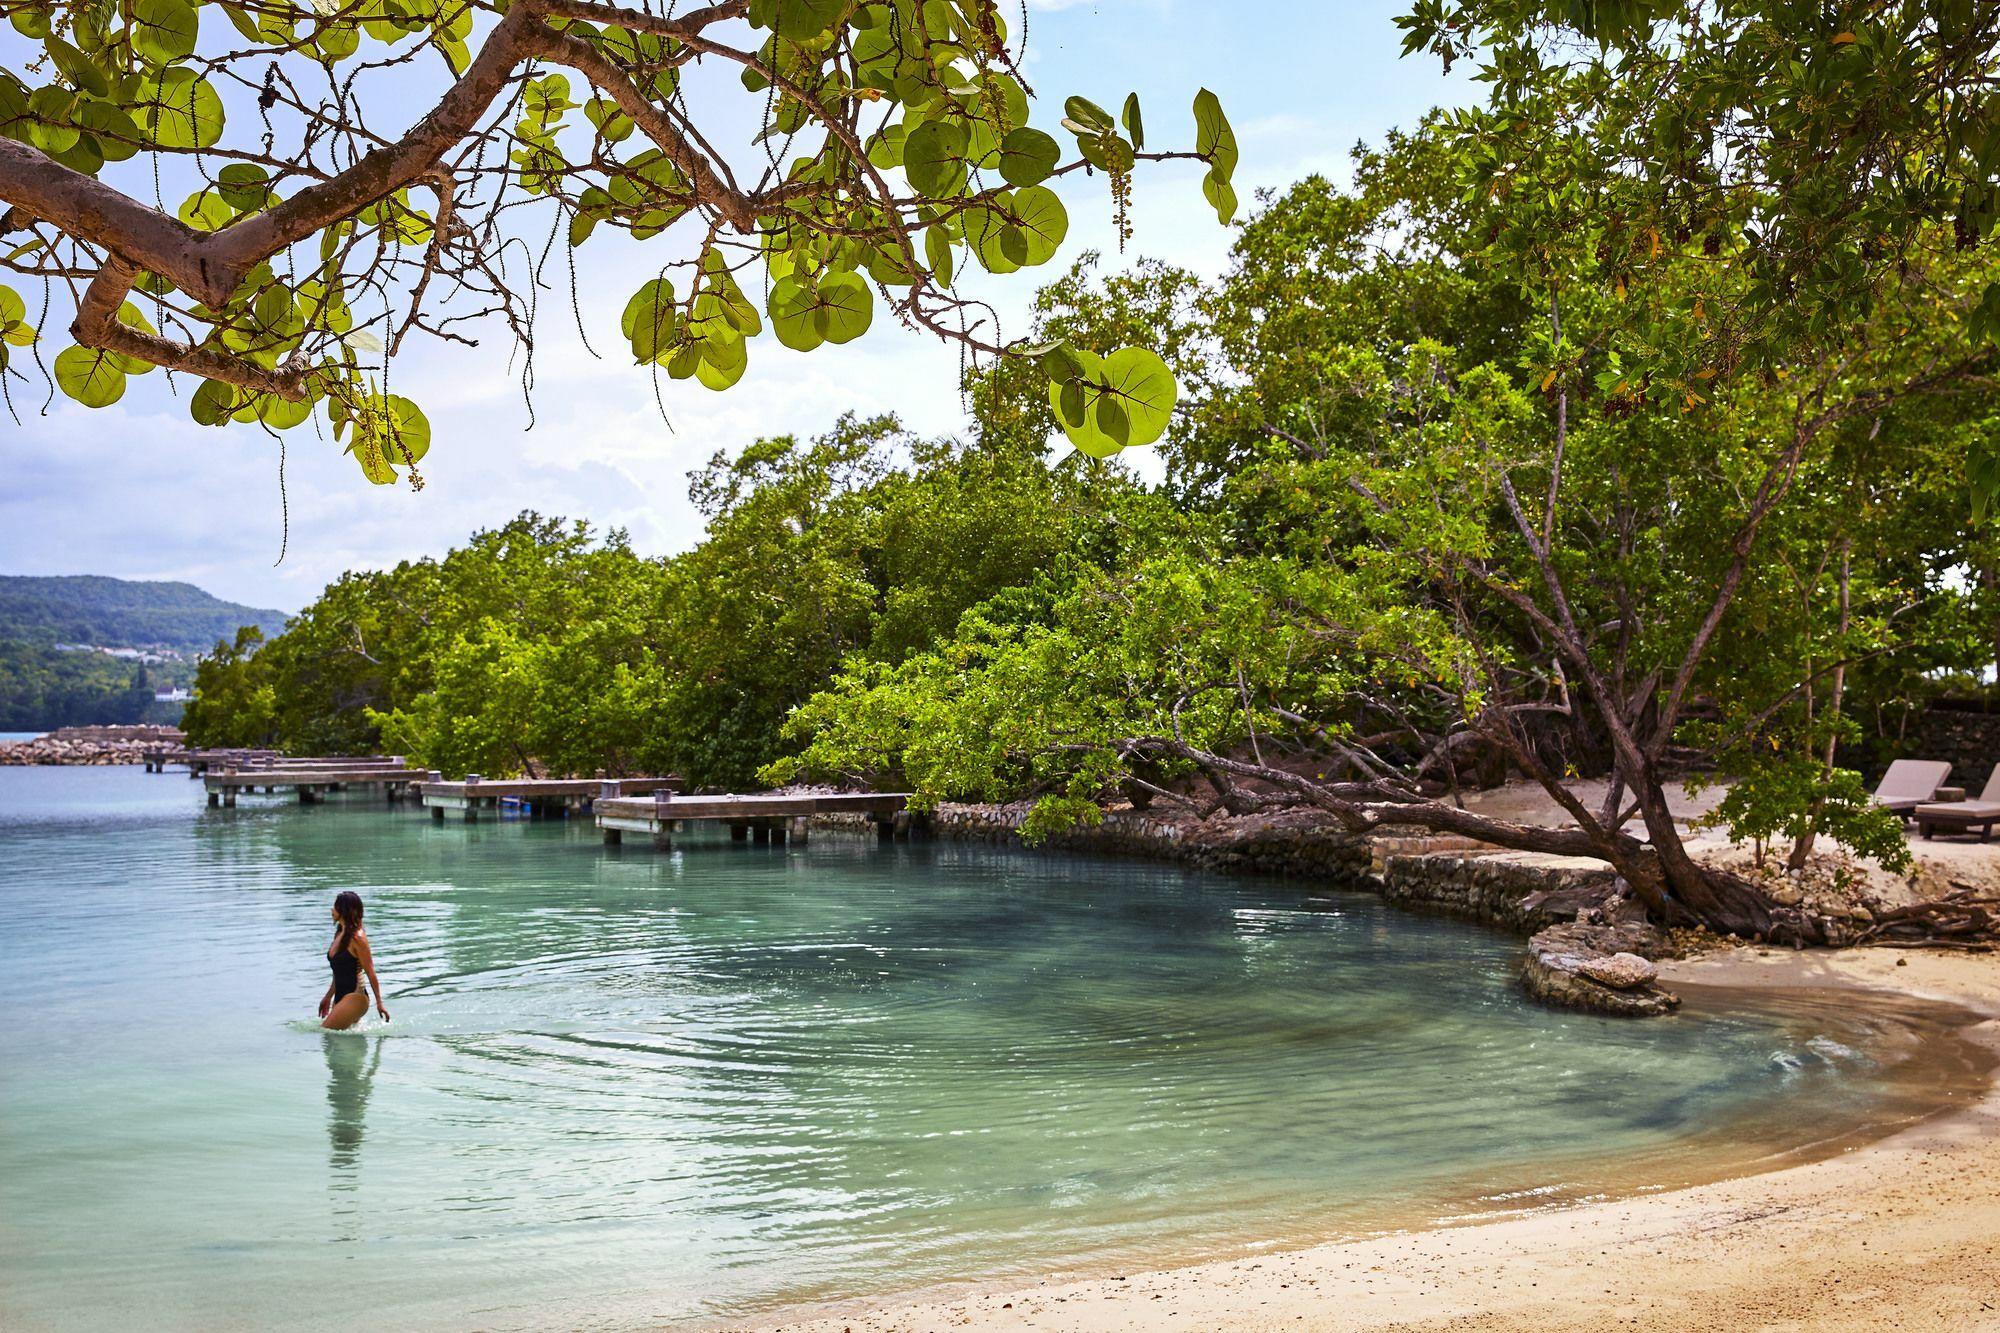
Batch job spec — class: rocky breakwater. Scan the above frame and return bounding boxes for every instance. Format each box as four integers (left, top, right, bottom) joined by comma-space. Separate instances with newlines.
0, 725, 184, 766
1521, 898, 1682, 1018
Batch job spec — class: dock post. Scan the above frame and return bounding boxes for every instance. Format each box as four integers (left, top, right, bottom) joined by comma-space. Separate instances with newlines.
208, 791, 219, 807
892, 811, 913, 841
463, 774, 480, 822
651, 790, 673, 850
223, 788, 236, 808
603, 825, 622, 846
789, 816, 810, 845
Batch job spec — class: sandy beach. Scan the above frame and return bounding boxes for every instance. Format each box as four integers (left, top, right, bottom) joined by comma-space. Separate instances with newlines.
748, 947, 2000, 1333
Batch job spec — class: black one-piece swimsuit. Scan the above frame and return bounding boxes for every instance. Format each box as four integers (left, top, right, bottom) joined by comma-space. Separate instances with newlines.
330, 941, 360, 1000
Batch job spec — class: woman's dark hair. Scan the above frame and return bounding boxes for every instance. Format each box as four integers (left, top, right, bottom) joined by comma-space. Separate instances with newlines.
332, 891, 364, 955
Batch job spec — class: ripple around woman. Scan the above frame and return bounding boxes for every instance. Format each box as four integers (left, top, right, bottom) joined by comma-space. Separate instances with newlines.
318, 890, 389, 1030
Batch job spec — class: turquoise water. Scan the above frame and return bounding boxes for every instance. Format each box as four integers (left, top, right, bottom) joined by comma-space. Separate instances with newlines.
0, 768, 1971, 1331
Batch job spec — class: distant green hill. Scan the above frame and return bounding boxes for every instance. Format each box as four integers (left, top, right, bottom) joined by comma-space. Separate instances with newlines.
0, 575, 287, 655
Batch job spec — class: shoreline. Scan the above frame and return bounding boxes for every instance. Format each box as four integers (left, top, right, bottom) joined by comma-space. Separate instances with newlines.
739, 947, 2000, 1333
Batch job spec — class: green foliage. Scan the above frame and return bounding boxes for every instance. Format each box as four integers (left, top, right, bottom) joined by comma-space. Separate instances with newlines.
0, 575, 284, 653
0, 641, 182, 731
186, 418, 1109, 781
1691, 753, 1913, 875
2, 0, 1236, 471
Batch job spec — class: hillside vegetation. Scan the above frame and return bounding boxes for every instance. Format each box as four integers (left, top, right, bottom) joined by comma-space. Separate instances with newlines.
0, 576, 286, 731
0, 576, 286, 654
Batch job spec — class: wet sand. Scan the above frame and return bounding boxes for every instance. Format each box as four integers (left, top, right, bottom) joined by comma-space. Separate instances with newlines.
744, 948, 2000, 1333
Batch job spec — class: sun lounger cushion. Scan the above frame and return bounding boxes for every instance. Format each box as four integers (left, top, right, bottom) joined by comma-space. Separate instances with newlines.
1872, 759, 1952, 811
1914, 800, 2000, 822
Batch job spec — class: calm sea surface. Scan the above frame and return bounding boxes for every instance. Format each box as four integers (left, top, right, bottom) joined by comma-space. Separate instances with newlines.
0, 767, 1969, 1331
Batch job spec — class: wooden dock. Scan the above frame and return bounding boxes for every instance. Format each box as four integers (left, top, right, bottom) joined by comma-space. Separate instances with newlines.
204, 765, 418, 806
595, 791, 914, 848
148, 748, 400, 775
418, 774, 681, 821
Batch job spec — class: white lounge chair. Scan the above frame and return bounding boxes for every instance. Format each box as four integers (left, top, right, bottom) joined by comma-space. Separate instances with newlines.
1916, 763, 2000, 842
1871, 759, 1952, 818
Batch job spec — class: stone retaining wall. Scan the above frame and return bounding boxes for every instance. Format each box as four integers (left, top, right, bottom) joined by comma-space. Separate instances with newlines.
1379, 850, 1620, 934
812, 803, 1376, 882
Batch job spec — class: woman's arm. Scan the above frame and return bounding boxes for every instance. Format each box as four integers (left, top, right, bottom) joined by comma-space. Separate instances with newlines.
318, 982, 334, 1018
357, 935, 389, 1022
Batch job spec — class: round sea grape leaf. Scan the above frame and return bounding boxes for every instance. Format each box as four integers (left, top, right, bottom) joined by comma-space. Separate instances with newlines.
1057, 376, 1086, 428
963, 198, 1019, 274
925, 225, 955, 289
131, 0, 200, 67
215, 163, 271, 210
45, 36, 110, 98
73, 100, 140, 161
1192, 87, 1238, 175
252, 392, 314, 430
999, 225, 1028, 266
190, 378, 240, 426
903, 119, 968, 196
1096, 394, 1130, 446
1203, 170, 1239, 225
378, 394, 431, 463
1062, 95, 1115, 133
176, 188, 233, 232
866, 243, 921, 286
253, 285, 301, 340
1047, 347, 1122, 457
666, 342, 702, 380
769, 276, 825, 352
997, 127, 1060, 187
695, 331, 748, 390
316, 24, 359, 62
0, 283, 26, 328
1095, 346, 1177, 447
749, 0, 846, 39
137, 69, 225, 148
49, 134, 104, 176
9, 5, 51, 38
26, 87, 79, 154
866, 122, 907, 169
816, 271, 873, 344
620, 277, 676, 363
1010, 185, 1067, 265
54, 345, 127, 408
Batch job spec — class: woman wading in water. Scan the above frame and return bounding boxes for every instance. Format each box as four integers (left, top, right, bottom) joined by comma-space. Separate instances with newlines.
320, 891, 389, 1030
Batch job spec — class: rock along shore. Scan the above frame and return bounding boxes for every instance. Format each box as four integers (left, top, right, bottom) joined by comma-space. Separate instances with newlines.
0, 725, 183, 766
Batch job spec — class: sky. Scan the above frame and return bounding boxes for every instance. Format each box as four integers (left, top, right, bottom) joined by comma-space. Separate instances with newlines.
0, 1, 1468, 614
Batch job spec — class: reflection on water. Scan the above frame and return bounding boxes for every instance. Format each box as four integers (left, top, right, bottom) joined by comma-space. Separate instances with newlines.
324, 1034, 381, 1232
0, 767, 1985, 1333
